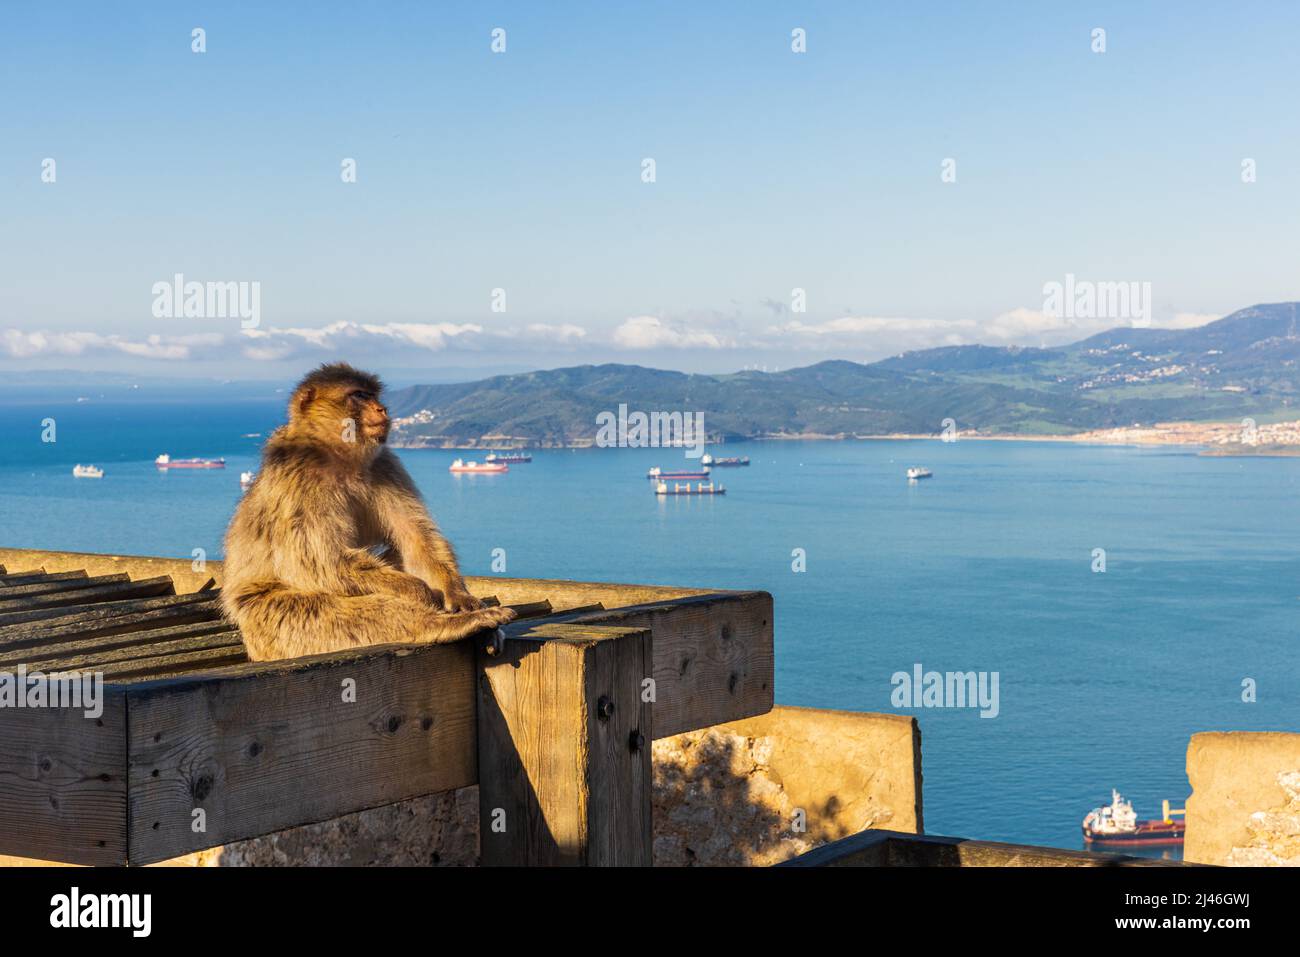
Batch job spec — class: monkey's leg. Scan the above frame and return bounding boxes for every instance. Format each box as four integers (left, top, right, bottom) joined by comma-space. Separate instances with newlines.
228, 582, 514, 661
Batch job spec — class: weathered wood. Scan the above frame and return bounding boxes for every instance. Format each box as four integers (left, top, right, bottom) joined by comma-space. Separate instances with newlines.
0, 590, 221, 632
0, 573, 129, 598
13, 623, 243, 673
0, 690, 127, 865
0, 605, 226, 656
478, 622, 653, 866
553, 592, 774, 738
0, 577, 174, 616
0, 569, 83, 586
779, 829, 1190, 867
123, 640, 477, 864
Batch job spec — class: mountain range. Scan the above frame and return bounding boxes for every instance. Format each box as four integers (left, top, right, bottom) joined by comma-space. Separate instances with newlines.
385, 302, 1300, 446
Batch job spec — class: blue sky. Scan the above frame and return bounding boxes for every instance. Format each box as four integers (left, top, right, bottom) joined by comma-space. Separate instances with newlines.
2, 1, 1298, 378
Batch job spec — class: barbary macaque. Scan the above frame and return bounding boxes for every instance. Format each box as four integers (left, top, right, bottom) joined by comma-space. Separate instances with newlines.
222, 362, 514, 660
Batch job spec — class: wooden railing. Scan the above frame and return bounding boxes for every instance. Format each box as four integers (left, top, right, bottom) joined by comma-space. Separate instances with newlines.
0, 548, 773, 866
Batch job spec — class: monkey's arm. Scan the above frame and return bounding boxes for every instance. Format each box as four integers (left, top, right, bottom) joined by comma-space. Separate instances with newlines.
371, 452, 481, 612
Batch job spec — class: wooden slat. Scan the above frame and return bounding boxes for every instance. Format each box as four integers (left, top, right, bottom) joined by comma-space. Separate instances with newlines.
549, 591, 774, 738
0, 690, 127, 865
0, 572, 107, 595
123, 639, 476, 864
0, 577, 174, 616
98, 646, 250, 681
0, 602, 225, 656
503, 600, 553, 620
0, 590, 220, 632
12, 623, 243, 673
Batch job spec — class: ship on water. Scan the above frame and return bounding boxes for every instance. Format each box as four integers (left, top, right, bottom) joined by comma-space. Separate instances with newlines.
648, 466, 711, 480
240, 471, 256, 489
906, 467, 932, 480
449, 458, 508, 474
72, 464, 104, 478
655, 480, 725, 496
156, 454, 226, 470
1082, 789, 1185, 847
701, 454, 749, 467
485, 452, 532, 464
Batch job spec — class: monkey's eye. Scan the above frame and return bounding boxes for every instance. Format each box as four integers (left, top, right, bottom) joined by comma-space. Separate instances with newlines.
348, 390, 373, 401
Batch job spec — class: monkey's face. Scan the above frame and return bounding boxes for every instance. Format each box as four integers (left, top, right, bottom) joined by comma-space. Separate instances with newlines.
344, 387, 390, 445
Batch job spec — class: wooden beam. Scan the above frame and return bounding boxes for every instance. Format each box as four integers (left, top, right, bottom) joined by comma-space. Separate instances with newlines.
552, 592, 774, 738
122, 640, 477, 865
477, 622, 653, 866
0, 690, 127, 865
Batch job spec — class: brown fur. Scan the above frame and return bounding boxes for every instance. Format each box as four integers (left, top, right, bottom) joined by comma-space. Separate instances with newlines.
222, 362, 514, 661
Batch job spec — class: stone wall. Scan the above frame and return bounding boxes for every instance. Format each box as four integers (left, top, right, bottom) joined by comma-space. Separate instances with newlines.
1184, 731, 1300, 866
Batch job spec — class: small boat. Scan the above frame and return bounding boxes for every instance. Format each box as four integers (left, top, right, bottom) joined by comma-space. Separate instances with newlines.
655, 481, 725, 496
72, 464, 104, 478
648, 466, 711, 480
485, 452, 532, 464
156, 454, 226, 470
1082, 789, 1185, 847
240, 471, 255, 489
449, 459, 508, 474
906, 467, 932, 481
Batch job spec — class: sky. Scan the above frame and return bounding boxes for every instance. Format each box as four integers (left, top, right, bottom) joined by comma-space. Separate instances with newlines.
2, 1, 1298, 380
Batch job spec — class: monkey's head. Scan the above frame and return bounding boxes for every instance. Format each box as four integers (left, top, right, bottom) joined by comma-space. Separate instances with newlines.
288, 363, 391, 451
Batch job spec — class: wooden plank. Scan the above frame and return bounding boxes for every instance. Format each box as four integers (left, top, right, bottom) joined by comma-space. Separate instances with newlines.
0, 590, 220, 632
0, 573, 129, 598
552, 591, 774, 738
0, 577, 174, 615
123, 640, 477, 864
0, 688, 127, 865
1, 570, 83, 587
93, 645, 249, 682
14, 623, 243, 673
478, 622, 653, 865
0, 602, 225, 653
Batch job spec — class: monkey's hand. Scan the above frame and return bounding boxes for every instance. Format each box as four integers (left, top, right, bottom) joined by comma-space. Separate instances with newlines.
437, 582, 484, 613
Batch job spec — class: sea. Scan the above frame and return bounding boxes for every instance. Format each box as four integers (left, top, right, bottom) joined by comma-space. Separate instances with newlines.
2, 387, 1298, 857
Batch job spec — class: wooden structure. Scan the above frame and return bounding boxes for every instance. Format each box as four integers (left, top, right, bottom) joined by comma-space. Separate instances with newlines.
0, 554, 773, 866
780, 829, 1195, 867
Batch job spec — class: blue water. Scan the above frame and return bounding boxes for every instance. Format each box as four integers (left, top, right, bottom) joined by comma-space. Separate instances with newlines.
2, 395, 1297, 854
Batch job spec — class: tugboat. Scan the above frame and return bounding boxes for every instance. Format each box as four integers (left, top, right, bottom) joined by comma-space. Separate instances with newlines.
906, 467, 932, 481
647, 466, 711, 480
449, 458, 508, 474
156, 453, 226, 470
72, 464, 104, 478
485, 452, 532, 464
655, 481, 725, 496
1082, 790, 1186, 847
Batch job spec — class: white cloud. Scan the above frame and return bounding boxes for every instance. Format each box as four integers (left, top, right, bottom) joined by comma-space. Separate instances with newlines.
612, 315, 732, 350
1160, 312, 1219, 329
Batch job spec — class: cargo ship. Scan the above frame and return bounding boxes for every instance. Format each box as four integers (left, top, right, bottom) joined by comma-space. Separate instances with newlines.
702, 454, 749, 467
156, 454, 226, 470
72, 464, 104, 478
1082, 790, 1185, 847
485, 452, 531, 464
906, 467, 932, 480
647, 466, 711, 480
449, 459, 508, 474
655, 481, 725, 496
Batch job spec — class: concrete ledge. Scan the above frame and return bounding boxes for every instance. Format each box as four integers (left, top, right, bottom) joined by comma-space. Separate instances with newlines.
1185, 730, 1300, 866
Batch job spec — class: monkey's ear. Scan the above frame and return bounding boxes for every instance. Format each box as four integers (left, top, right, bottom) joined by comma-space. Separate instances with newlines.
295, 387, 316, 416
